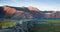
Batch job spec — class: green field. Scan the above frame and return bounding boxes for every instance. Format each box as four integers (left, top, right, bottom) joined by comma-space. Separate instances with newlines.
0, 20, 60, 32
40, 20, 60, 24
29, 20, 60, 32
0, 20, 22, 29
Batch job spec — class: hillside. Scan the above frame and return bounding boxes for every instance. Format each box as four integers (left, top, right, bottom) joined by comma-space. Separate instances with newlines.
0, 5, 60, 18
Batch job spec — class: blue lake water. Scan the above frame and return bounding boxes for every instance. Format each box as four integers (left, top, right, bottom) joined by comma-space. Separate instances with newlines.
0, 18, 60, 20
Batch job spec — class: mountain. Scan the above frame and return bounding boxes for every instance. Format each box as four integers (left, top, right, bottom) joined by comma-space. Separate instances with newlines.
0, 5, 60, 18
43, 11, 60, 18
0, 5, 43, 18
0, 6, 6, 18
51, 11, 60, 18
3, 5, 16, 14
28, 6, 40, 11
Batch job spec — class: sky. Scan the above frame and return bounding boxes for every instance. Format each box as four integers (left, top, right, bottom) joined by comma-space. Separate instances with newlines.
0, 0, 60, 11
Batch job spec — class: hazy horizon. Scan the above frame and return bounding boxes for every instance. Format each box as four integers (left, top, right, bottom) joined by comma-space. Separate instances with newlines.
0, 0, 60, 11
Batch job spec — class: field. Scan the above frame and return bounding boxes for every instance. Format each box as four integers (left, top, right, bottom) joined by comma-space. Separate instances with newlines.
29, 20, 60, 32
0, 20, 60, 32
0, 20, 21, 29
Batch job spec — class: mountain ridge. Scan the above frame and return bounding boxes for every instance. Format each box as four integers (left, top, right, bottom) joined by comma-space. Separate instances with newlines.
0, 5, 60, 18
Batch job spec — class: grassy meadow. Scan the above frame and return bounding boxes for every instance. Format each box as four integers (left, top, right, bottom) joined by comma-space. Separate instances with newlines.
0, 20, 22, 29
29, 20, 60, 32
0, 20, 60, 32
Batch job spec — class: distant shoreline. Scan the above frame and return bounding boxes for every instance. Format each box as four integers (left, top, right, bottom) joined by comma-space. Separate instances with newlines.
0, 18, 60, 20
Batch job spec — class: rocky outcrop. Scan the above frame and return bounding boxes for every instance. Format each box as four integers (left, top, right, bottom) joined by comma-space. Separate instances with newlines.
1, 20, 39, 32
